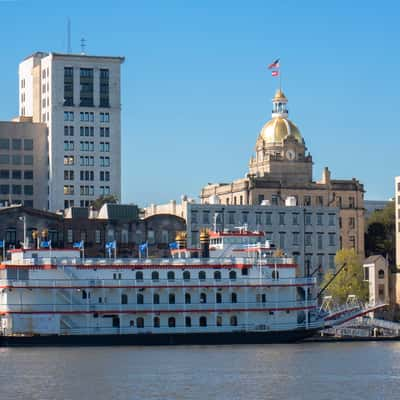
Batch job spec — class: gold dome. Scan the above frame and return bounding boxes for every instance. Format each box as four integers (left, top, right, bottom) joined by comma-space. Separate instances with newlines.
259, 117, 302, 144
273, 89, 287, 101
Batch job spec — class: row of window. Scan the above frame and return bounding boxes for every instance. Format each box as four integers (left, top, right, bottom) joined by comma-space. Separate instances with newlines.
0, 155, 33, 166
63, 112, 110, 123
63, 185, 110, 196
0, 138, 33, 151
0, 184, 33, 195
64, 126, 111, 138
64, 156, 110, 167
0, 170, 33, 180
64, 170, 110, 182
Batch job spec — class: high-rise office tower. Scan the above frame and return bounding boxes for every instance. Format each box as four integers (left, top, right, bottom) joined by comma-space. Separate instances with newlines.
19, 52, 124, 211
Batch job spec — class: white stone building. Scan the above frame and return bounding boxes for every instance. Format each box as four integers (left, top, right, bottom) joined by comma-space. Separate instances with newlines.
19, 52, 124, 211
145, 197, 340, 277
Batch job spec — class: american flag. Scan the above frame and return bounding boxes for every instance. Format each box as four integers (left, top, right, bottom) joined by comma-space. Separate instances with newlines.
271, 70, 279, 77
268, 58, 280, 69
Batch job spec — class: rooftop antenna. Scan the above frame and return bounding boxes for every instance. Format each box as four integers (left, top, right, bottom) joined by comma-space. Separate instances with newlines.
67, 18, 72, 53
80, 37, 86, 55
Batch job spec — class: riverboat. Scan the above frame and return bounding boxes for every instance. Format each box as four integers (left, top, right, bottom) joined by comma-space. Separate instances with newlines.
0, 229, 324, 346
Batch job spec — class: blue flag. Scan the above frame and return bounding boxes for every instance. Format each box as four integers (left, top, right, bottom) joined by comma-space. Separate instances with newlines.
105, 241, 116, 249
139, 242, 148, 255
40, 240, 51, 248
73, 240, 84, 249
0, 240, 4, 248
169, 241, 178, 250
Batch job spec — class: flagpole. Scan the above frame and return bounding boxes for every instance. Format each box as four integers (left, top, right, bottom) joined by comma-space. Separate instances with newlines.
279, 59, 282, 92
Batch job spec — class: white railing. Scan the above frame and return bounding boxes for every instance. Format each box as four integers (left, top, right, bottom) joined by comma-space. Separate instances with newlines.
0, 277, 316, 288
0, 300, 317, 313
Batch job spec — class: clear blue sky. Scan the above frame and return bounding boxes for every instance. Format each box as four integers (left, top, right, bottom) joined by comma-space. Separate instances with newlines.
0, 0, 398, 206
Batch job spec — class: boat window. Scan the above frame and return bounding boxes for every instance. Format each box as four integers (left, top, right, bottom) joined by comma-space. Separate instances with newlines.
262, 294, 266, 303
153, 293, 160, 304
230, 316, 238, 326
168, 317, 176, 328
185, 292, 191, 304
256, 294, 261, 303
121, 294, 128, 304
82, 290, 87, 299
198, 271, 206, 280
167, 271, 175, 281
229, 270, 237, 280
129, 320, 134, 327
272, 270, 279, 279
241, 268, 248, 276
151, 271, 159, 281
216, 292, 222, 303
183, 271, 190, 280
136, 317, 144, 328
214, 271, 221, 280
136, 271, 143, 281
185, 316, 191, 327
199, 316, 207, 327
200, 292, 207, 303
137, 293, 144, 304
153, 317, 160, 328
216, 315, 222, 326
231, 292, 237, 303
378, 269, 385, 279
169, 293, 175, 304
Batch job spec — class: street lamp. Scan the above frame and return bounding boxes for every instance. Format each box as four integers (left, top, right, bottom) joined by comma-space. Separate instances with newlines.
18, 216, 27, 249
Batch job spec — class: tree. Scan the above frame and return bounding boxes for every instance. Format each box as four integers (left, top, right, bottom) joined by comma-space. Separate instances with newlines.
365, 201, 395, 266
322, 248, 368, 304
91, 194, 119, 211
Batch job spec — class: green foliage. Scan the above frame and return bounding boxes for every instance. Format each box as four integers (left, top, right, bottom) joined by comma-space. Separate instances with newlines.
322, 248, 368, 304
365, 201, 395, 265
91, 194, 119, 211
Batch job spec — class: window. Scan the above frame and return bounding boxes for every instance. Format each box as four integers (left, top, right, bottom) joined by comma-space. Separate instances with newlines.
153, 317, 160, 328
229, 270, 237, 280
0, 170, 9, 179
152, 271, 159, 281
137, 293, 144, 305
271, 270, 279, 279
63, 185, 74, 195
136, 317, 144, 328
80, 68, 94, 107
0, 185, 9, 195
67, 229, 73, 243
24, 185, 33, 195
12, 139, 21, 150
328, 214, 336, 226
185, 292, 191, 304
168, 317, 176, 328
167, 271, 175, 281
305, 213, 312, 225
279, 213, 285, 225
23, 139, 33, 151
121, 294, 128, 304
349, 217, 355, 229
349, 236, 356, 248
12, 185, 21, 195
317, 213, 323, 226
349, 197, 355, 209
231, 292, 237, 303
64, 156, 74, 165
378, 269, 385, 279
64, 67, 74, 106
242, 212, 248, 224
317, 234, 323, 250
136, 271, 143, 281
214, 270, 221, 280
216, 293, 222, 303
279, 232, 285, 249
329, 233, 336, 246
100, 171, 110, 181
317, 196, 324, 206
228, 212, 235, 225
23, 155, 33, 165
199, 316, 207, 327
230, 316, 238, 326
12, 155, 21, 165
292, 232, 299, 246
0, 139, 9, 150
100, 127, 110, 137
265, 213, 272, 225
183, 271, 190, 281
200, 292, 207, 303
198, 271, 206, 280
100, 69, 110, 107
305, 233, 312, 246
0, 155, 9, 165
304, 196, 312, 206
12, 170, 21, 179
328, 254, 335, 269
216, 315, 222, 326
185, 316, 191, 327
255, 212, 262, 225
202, 211, 210, 224
23, 170, 33, 180
100, 112, 110, 122
153, 293, 160, 304
169, 293, 175, 304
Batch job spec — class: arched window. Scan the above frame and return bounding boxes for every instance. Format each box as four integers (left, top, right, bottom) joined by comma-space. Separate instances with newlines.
229, 270, 237, 280
200, 292, 207, 304
378, 269, 385, 279
216, 315, 222, 326
153, 293, 160, 304
137, 293, 144, 305
185, 292, 191, 304
136, 317, 144, 328
136, 271, 143, 281
185, 316, 191, 327
262, 293, 266, 303
153, 317, 160, 328
121, 294, 128, 304
167, 271, 175, 281
216, 292, 222, 304
183, 271, 190, 281
82, 290, 87, 300
272, 270, 279, 279
230, 316, 238, 326
199, 271, 206, 280
231, 292, 237, 303
151, 271, 159, 281
168, 317, 176, 328
214, 271, 221, 280
169, 293, 175, 304
199, 316, 207, 327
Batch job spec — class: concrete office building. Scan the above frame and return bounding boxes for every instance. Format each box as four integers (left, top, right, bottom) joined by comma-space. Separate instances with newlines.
19, 52, 124, 211
0, 118, 48, 209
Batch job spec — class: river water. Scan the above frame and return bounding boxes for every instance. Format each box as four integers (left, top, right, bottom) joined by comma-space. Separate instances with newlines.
0, 342, 398, 399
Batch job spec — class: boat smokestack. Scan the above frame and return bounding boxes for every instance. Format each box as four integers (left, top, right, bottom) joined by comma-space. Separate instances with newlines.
200, 229, 210, 258
175, 232, 187, 250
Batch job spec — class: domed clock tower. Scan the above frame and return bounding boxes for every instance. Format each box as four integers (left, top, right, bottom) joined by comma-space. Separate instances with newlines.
249, 89, 313, 184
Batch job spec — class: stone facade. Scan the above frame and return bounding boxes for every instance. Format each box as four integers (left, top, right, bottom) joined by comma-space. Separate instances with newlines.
200, 89, 365, 255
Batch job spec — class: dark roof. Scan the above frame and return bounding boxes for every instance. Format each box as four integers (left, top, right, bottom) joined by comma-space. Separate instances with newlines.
0, 205, 62, 220
363, 255, 385, 264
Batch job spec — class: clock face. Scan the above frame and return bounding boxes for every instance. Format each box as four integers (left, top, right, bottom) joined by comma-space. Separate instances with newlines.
286, 150, 295, 160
